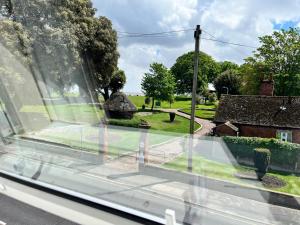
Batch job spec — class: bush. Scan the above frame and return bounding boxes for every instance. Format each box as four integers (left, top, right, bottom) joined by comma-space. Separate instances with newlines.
208, 93, 217, 103
142, 104, 146, 110
196, 96, 202, 105
253, 148, 271, 179
145, 97, 151, 105
223, 136, 300, 169
169, 112, 176, 122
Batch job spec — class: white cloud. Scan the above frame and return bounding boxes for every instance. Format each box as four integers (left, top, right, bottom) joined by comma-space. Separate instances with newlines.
92, 0, 300, 92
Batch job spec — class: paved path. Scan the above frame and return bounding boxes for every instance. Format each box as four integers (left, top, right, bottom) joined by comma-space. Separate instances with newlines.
161, 109, 216, 137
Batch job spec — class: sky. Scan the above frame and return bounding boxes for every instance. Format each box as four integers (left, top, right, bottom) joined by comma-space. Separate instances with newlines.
92, 0, 300, 93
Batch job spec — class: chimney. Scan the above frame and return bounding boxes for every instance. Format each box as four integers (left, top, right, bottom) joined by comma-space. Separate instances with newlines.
259, 80, 274, 96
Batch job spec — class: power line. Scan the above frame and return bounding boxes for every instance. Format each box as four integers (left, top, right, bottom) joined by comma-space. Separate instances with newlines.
201, 37, 258, 49
117, 28, 194, 37
118, 27, 258, 49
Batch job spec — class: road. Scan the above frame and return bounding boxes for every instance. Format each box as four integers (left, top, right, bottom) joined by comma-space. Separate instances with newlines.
0, 142, 299, 225
0, 193, 78, 225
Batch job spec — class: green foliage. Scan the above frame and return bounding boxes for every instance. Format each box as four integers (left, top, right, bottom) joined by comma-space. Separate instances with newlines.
253, 148, 271, 177
208, 92, 217, 104
213, 69, 241, 98
0, 0, 120, 101
223, 136, 300, 167
244, 28, 300, 96
239, 61, 270, 95
109, 69, 126, 93
141, 63, 176, 110
171, 51, 219, 94
218, 61, 239, 73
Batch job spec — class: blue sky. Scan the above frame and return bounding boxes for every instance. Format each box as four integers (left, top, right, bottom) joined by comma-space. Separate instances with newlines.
92, 0, 300, 93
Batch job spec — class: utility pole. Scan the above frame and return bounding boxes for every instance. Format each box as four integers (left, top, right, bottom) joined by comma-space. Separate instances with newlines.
188, 25, 201, 172
190, 25, 201, 135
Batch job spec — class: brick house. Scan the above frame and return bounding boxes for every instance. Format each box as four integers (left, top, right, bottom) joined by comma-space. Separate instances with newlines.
213, 81, 300, 144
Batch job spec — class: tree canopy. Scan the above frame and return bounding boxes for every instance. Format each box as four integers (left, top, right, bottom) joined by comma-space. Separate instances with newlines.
171, 51, 219, 95
243, 28, 300, 96
214, 69, 241, 98
141, 63, 176, 110
0, 0, 121, 101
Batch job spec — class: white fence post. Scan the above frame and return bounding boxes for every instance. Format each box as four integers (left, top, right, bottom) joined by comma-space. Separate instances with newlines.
165, 209, 177, 225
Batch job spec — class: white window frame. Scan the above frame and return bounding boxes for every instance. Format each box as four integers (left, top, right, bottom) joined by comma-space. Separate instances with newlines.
280, 132, 288, 142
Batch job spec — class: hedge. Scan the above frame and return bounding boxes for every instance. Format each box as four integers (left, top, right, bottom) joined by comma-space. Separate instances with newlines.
223, 136, 300, 167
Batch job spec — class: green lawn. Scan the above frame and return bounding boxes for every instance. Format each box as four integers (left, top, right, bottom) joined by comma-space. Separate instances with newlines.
128, 95, 218, 111
128, 96, 192, 109
164, 154, 300, 196
180, 108, 216, 120
109, 111, 201, 134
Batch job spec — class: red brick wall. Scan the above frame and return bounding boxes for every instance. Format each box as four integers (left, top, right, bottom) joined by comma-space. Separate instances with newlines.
216, 123, 300, 144
259, 80, 274, 96
293, 130, 300, 144
239, 125, 277, 139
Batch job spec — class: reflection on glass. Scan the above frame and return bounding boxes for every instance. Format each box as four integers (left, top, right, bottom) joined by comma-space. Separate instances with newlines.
0, 1, 299, 225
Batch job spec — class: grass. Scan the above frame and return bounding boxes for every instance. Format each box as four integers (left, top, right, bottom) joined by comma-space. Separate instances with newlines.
109, 111, 201, 134
180, 108, 216, 120
128, 95, 218, 112
128, 95, 192, 109
164, 154, 300, 196
21, 104, 104, 124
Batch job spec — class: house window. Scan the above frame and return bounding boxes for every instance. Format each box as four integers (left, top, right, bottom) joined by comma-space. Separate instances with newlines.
277, 130, 292, 142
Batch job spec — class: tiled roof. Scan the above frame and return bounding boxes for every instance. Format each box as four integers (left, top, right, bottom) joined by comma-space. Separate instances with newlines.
214, 95, 300, 129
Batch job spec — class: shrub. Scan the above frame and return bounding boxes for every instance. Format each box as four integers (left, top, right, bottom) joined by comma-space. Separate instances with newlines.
142, 104, 146, 110
223, 136, 300, 169
208, 93, 217, 103
253, 148, 271, 179
145, 97, 151, 105
196, 96, 202, 105
169, 112, 176, 122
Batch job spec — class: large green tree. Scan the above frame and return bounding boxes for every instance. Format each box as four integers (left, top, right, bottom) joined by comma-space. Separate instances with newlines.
171, 51, 219, 95
245, 28, 300, 96
0, 0, 121, 101
214, 69, 241, 98
218, 61, 239, 73
141, 63, 176, 110
239, 60, 271, 95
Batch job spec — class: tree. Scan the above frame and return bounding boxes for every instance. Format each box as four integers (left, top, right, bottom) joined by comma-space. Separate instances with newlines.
0, 0, 120, 101
171, 51, 219, 95
109, 69, 126, 93
141, 63, 176, 110
239, 60, 271, 95
214, 70, 241, 98
218, 61, 239, 73
246, 28, 300, 96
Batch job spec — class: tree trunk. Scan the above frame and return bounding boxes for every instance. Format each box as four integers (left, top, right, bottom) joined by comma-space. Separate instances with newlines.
102, 87, 110, 101
151, 98, 155, 111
